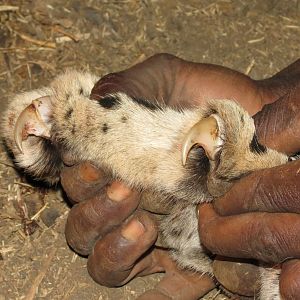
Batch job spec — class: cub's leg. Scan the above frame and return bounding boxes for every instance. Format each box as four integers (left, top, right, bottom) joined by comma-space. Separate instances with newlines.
260, 267, 281, 300
161, 203, 213, 275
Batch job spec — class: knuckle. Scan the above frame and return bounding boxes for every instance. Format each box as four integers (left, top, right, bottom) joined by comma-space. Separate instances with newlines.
257, 181, 282, 212
248, 172, 272, 211
251, 164, 300, 213
257, 175, 289, 213
248, 218, 286, 263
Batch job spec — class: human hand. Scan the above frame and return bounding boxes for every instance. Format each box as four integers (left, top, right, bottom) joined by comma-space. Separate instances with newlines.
198, 81, 300, 298
62, 54, 300, 299
62, 163, 215, 299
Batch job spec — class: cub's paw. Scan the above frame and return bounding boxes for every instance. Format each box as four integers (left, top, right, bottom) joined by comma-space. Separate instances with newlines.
1, 88, 62, 184
1, 69, 99, 184
206, 100, 288, 196
182, 100, 288, 197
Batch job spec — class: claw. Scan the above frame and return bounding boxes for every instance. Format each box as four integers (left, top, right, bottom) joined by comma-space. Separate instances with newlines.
14, 96, 52, 153
182, 116, 222, 165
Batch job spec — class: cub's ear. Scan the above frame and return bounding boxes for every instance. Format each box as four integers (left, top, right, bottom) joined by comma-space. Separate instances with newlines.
182, 115, 224, 165
14, 96, 52, 153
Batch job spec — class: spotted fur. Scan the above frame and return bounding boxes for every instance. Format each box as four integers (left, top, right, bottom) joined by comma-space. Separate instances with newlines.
2, 70, 290, 299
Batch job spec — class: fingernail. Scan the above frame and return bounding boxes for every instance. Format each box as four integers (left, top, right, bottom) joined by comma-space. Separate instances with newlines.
121, 218, 145, 241
107, 181, 133, 202
78, 163, 102, 183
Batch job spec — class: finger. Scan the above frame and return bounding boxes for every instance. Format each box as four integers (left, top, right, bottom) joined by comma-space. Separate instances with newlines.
87, 211, 158, 287
214, 160, 300, 215
90, 53, 177, 104
138, 269, 215, 300
61, 162, 109, 203
213, 256, 260, 297
90, 53, 263, 114
254, 84, 300, 155
198, 204, 300, 263
65, 181, 140, 255
280, 259, 300, 299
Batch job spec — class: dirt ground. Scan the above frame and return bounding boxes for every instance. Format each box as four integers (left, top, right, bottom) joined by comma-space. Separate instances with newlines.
0, 0, 299, 299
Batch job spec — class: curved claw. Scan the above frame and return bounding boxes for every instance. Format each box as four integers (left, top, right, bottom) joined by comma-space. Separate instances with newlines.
182, 116, 221, 166
14, 96, 52, 153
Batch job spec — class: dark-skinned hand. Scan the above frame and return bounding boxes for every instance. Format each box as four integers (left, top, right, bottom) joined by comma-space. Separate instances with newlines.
61, 54, 300, 299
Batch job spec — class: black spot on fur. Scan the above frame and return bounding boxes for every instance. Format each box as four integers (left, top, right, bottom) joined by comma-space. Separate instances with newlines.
131, 97, 161, 110
98, 96, 120, 109
171, 227, 183, 237
121, 116, 128, 123
66, 93, 70, 100
65, 108, 73, 119
250, 134, 267, 154
240, 115, 244, 124
79, 88, 84, 95
102, 123, 109, 133
71, 124, 76, 134
169, 214, 177, 223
